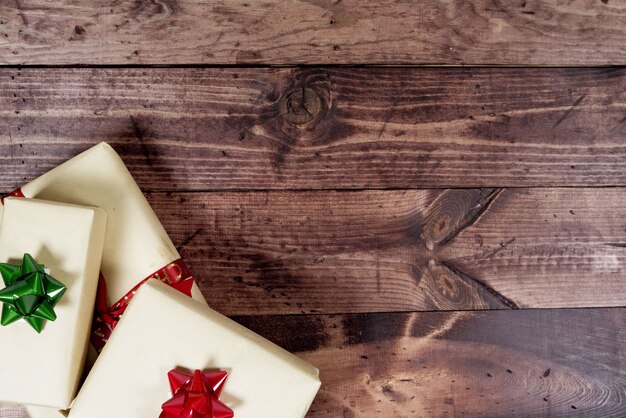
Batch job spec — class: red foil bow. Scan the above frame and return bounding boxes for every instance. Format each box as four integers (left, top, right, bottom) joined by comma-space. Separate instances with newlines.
90, 259, 195, 352
161, 369, 234, 418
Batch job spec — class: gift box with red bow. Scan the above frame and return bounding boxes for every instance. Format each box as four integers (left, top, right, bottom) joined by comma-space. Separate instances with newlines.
68, 279, 321, 418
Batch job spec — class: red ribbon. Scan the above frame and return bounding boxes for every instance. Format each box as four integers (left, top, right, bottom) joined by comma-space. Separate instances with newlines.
0, 187, 25, 204
90, 259, 195, 352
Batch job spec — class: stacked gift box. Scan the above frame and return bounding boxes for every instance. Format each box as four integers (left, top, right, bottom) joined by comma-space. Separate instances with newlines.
0, 143, 320, 418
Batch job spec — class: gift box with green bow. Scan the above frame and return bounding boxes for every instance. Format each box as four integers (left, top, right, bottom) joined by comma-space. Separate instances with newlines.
0, 198, 106, 409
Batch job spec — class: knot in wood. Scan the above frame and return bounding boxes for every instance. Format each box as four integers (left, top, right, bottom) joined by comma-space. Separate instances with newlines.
279, 86, 322, 125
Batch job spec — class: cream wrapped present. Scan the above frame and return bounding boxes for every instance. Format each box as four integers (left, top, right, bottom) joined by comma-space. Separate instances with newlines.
69, 279, 320, 418
1, 142, 206, 314
0, 142, 207, 418
0, 198, 106, 409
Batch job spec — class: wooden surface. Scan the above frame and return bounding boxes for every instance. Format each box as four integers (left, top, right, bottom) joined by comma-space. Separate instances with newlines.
1, 71, 626, 416
2, 4, 626, 416
235, 308, 626, 417
1, 1, 626, 65
148, 188, 626, 314
1, 67, 626, 190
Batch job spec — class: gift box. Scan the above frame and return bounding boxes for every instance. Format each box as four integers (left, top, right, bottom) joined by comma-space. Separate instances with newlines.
1, 142, 205, 310
0, 198, 107, 409
0, 143, 207, 418
69, 279, 321, 418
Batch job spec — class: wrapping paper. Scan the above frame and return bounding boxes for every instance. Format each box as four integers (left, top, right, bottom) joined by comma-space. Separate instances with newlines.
0, 198, 106, 409
0, 143, 207, 418
1, 142, 205, 305
69, 280, 321, 418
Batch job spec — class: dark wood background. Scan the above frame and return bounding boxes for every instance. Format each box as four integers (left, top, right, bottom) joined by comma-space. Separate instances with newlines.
1, 1, 625, 417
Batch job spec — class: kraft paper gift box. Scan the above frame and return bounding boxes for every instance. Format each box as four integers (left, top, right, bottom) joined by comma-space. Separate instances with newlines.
0, 142, 205, 309
0, 142, 207, 418
69, 279, 321, 418
0, 198, 107, 409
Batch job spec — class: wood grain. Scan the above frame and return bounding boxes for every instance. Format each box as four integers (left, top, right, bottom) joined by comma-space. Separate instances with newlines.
1, 1, 626, 65
145, 188, 626, 315
1, 67, 626, 190
234, 308, 626, 417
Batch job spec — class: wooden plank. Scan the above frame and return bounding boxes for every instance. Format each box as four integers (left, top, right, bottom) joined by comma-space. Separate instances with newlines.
1, 1, 626, 65
1, 67, 626, 190
234, 308, 626, 417
146, 188, 626, 315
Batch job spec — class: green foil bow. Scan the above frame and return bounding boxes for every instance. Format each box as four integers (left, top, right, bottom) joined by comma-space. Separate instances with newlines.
0, 253, 67, 333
